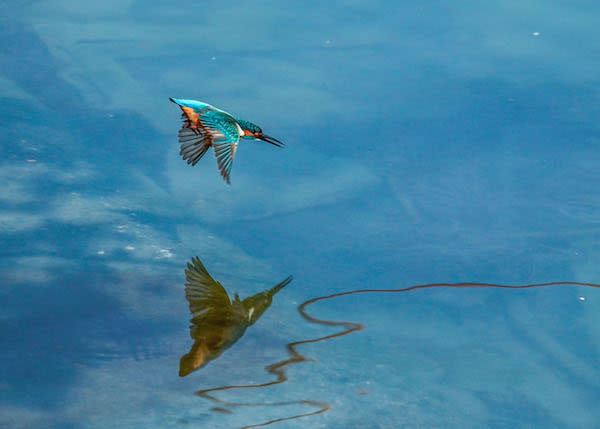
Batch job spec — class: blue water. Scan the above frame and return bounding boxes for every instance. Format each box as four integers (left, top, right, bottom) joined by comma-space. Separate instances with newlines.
2, 1, 600, 427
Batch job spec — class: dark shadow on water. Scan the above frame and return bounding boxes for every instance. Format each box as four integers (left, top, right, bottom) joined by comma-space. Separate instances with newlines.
182, 258, 600, 428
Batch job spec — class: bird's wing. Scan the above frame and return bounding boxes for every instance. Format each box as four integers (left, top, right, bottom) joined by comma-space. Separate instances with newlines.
178, 120, 212, 166
201, 110, 240, 184
176, 102, 240, 183
184, 257, 232, 324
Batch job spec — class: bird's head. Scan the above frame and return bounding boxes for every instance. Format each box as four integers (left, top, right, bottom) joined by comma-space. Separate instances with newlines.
236, 118, 284, 147
241, 276, 292, 325
241, 291, 273, 325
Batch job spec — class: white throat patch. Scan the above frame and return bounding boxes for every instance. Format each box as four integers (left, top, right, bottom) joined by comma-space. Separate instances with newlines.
235, 121, 244, 137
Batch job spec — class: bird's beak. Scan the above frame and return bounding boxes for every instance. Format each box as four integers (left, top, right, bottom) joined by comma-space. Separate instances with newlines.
257, 134, 285, 147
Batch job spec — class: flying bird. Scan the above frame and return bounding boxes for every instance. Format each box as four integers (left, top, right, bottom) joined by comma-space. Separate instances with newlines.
170, 98, 284, 184
179, 256, 292, 376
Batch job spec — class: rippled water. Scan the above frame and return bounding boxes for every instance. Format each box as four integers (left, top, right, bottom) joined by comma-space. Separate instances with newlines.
2, 1, 600, 427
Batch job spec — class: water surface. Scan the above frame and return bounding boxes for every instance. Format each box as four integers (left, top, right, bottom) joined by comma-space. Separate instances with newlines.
1, 1, 600, 427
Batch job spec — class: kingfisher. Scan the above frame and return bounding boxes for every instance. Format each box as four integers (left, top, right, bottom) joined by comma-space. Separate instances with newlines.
179, 256, 292, 376
170, 98, 284, 184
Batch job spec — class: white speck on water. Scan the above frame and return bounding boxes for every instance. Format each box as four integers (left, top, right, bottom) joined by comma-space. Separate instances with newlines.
26, 159, 37, 163
125, 245, 135, 251
579, 296, 586, 301
211, 56, 216, 60
532, 32, 540, 36
97, 250, 105, 255
157, 249, 173, 258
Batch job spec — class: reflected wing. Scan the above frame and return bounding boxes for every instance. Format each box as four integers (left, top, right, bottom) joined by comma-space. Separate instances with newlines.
184, 256, 232, 322
181, 257, 245, 376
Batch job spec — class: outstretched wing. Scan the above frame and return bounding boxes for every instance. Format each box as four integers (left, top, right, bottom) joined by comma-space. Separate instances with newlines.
171, 98, 241, 183
200, 109, 240, 184
184, 256, 232, 326
177, 118, 212, 166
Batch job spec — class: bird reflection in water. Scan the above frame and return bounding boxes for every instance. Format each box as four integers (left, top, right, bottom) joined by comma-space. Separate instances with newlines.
180, 256, 292, 377
181, 257, 329, 428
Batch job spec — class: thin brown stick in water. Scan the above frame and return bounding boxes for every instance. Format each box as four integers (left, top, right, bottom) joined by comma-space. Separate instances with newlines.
241, 400, 330, 429
299, 281, 600, 328
197, 281, 600, 428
